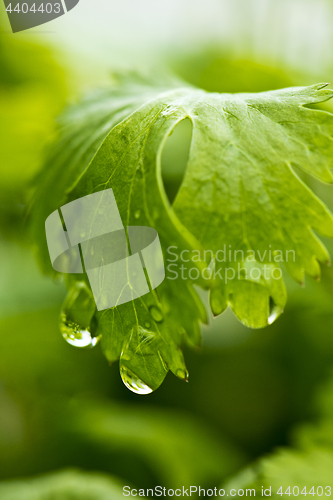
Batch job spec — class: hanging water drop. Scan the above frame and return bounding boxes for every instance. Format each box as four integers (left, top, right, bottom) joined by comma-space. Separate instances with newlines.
60, 282, 99, 349
61, 316, 100, 348
268, 298, 283, 325
134, 209, 141, 219
120, 364, 153, 395
149, 305, 163, 323
268, 307, 283, 325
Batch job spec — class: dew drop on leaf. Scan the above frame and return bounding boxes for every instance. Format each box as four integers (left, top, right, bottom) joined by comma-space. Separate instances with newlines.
60, 282, 99, 349
61, 317, 100, 348
268, 298, 284, 325
268, 308, 283, 325
120, 364, 153, 395
134, 209, 141, 219
149, 305, 163, 323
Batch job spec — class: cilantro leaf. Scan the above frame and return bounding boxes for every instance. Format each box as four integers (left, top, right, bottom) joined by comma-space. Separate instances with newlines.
31, 76, 333, 392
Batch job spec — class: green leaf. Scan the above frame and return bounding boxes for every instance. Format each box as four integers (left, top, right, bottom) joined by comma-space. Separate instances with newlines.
31, 75, 333, 392
0, 470, 125, 500
0, 36, 66, 192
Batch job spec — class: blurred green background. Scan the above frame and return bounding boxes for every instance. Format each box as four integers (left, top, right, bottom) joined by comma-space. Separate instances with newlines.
1, 0, 333, 496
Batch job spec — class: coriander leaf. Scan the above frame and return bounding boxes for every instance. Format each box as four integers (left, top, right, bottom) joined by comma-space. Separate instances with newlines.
31, 75, 333, 392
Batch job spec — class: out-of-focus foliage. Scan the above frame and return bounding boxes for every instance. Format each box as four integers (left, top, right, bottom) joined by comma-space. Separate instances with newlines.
0, 470, 125, 500
0, 34, 66, 237
169, 49, 294, 94
225, 367, 333, 493
259, 448, 333, 491
62, 399, 243, 488
294, 371, 333, 451
0, 239, 65, 319
225, 449, 333, 496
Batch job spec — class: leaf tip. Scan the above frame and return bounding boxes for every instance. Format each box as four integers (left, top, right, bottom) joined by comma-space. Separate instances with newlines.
316, 82, 330, 89
305, 82, 333, 104
176, 368, 189, 382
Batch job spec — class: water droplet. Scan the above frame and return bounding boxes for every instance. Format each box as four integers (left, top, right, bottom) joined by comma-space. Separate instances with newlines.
61, 315, 100, 348
90, 247, 95, 256
80, 230, 86, 238
134, 209, 141, 219
149, 305, 163, 323
60, 282, 98, 349
120, 365, 153, 395
268, 300, 283, 325
144, 321, 151, 328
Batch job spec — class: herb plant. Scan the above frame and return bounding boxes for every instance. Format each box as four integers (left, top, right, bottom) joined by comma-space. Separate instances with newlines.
31, 74, 333, 394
